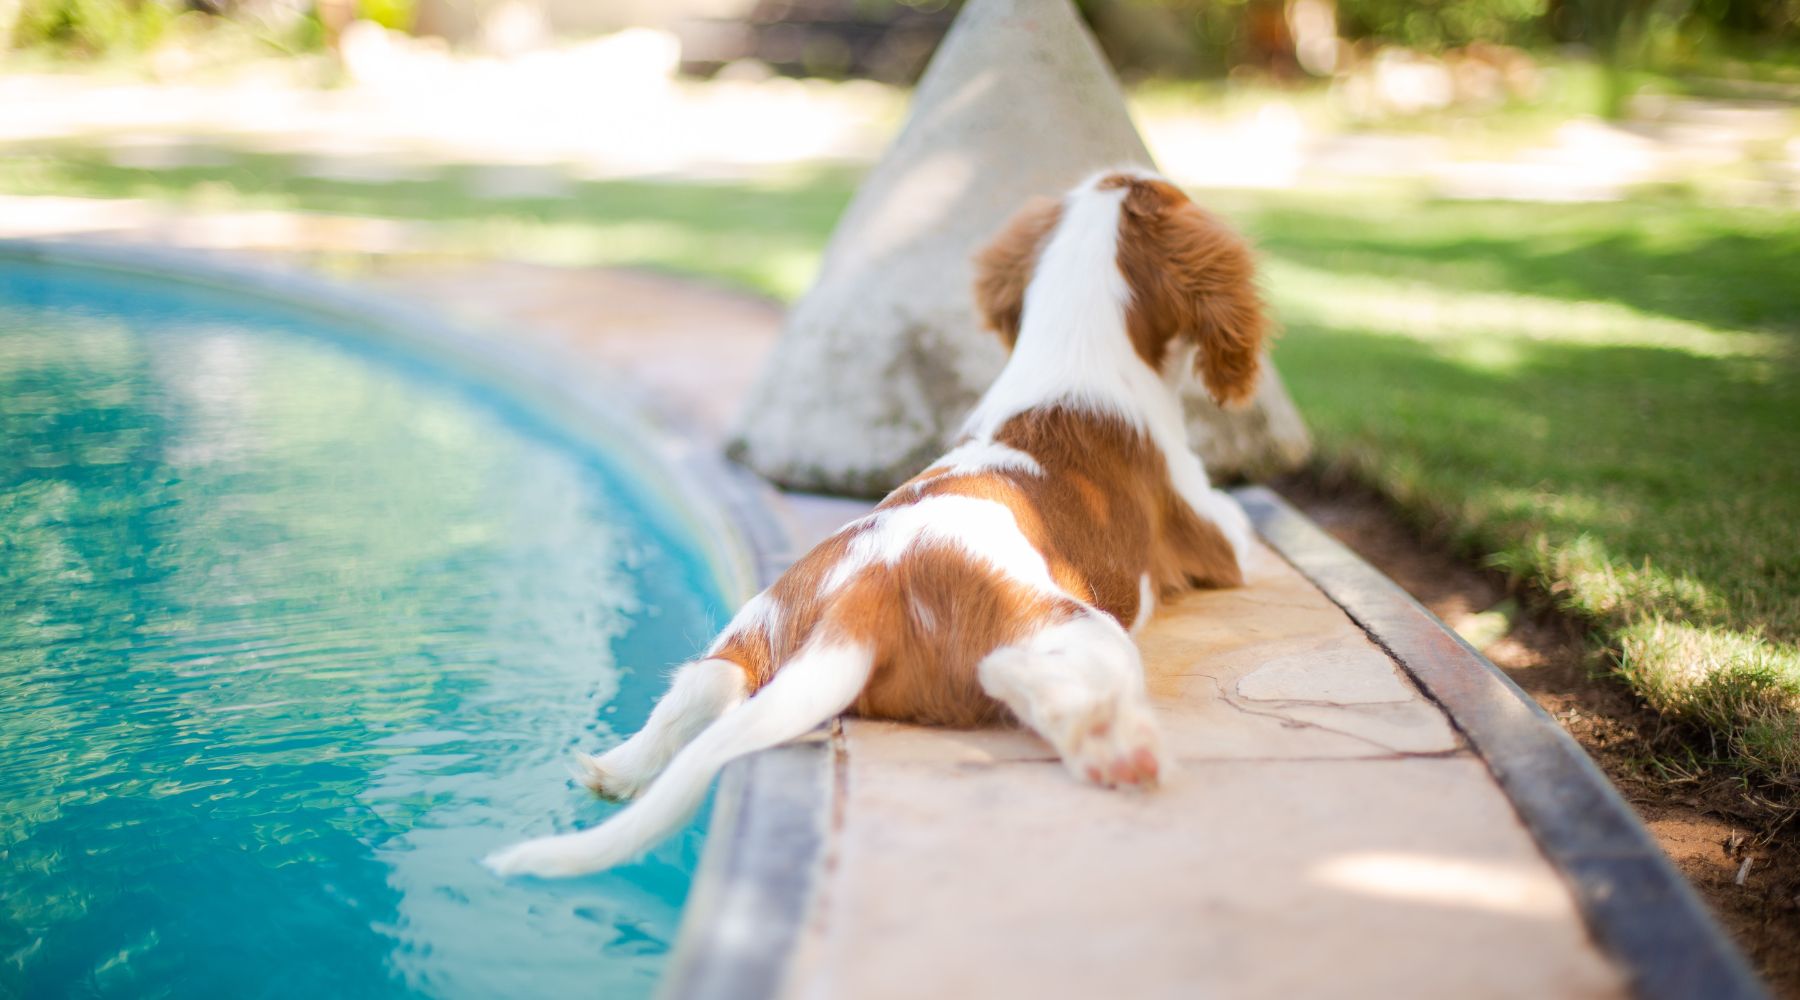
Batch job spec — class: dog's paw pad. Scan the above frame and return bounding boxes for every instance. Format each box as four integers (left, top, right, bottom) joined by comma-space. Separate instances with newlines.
1066, 705, 1167, 790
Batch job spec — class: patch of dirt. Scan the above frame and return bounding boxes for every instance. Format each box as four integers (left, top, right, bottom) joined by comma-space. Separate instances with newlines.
1272, 474, 1800, 997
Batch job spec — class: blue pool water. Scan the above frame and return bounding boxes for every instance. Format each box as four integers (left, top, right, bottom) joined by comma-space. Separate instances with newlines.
0, 260, 731, 998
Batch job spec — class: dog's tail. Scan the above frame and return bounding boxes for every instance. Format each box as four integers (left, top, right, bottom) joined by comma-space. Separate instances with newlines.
482, 638, 872, 878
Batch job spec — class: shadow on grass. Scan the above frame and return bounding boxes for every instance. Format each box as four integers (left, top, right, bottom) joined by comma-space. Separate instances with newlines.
0, 145, 858, 244
1277, 319, 1799, 646
1210, 192, 1800, 340
0, 144, 862, 298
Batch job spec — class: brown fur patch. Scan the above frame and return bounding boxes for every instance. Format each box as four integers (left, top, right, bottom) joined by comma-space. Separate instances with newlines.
717, 526, 865, 692
988, 407, 1241, 601
709, 516, 1076, 727
971, 196, 1063, 349
1112, 176, 1268, 406
839, 551, 1081, 727
709, 623, 772, 691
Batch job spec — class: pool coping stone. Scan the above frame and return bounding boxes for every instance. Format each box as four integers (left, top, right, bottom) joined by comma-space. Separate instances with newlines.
1238, 487, 1765, 1000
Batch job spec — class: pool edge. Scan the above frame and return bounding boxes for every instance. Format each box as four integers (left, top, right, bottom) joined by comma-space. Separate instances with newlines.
1237, 486, 1767, 1000
0, 237, 826, 998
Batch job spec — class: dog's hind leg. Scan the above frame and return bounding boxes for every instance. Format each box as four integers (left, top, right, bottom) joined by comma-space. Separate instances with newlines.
577, 658, 748, 801
977, 612, 1168, 789
486, 638, 872, 877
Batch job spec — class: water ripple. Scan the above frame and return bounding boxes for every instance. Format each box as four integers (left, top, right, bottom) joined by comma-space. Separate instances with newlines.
0, 264, 724, 999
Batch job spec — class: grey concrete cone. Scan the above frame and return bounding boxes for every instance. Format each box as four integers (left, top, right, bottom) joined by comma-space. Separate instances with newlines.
728, 0, 1311, 497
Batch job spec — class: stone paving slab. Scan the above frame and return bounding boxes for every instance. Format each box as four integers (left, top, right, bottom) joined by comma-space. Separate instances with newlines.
796, 754, 1620, 1000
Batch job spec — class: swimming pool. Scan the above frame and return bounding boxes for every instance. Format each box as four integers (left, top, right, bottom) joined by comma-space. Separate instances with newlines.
0, 255, 739, 998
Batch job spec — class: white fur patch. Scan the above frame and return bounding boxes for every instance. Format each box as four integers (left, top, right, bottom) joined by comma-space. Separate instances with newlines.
927, 438, 1044, 478
707, 589, 777, 656
909, 596, 938, 632
963, 175, 1140, 439
822, 495, 1061, 596
1130, 572, 1156, 635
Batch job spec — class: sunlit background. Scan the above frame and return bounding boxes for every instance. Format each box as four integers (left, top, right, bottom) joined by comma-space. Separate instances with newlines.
3, 0, 1797, 257
1, 0, 1797, 988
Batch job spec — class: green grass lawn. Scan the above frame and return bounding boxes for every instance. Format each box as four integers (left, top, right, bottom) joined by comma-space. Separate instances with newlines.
0, 149, 858, 300
1218, 191, 1800, 784
3, 148, 1795, 783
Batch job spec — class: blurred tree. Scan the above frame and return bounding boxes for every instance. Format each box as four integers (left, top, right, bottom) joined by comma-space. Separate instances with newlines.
1546, 0, 1800, 113
1078, 0, 1549, 79
1557, 0, 1648, 115
1106, 0, 1794, 87
1082, 0, 1205, 77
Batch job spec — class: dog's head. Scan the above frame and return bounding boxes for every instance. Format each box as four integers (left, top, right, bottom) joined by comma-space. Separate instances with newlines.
972, 171, 1268, 407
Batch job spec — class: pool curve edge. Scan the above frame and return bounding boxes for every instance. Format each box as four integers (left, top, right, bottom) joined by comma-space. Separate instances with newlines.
0, 238, 825, 1000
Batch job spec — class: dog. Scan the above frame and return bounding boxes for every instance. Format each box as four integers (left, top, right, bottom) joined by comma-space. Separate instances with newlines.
485, 169, 1268, 877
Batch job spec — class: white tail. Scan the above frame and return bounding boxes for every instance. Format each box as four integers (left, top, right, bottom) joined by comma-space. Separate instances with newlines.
483, 640, 872, 878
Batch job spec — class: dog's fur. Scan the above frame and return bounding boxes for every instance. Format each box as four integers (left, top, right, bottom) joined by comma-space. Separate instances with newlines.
485, 170, 1268, 877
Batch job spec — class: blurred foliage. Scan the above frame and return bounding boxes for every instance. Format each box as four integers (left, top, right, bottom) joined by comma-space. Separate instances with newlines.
1133, 0, 1799, 61
4, 0, 412, 57
1538, 0, 1800, 112
1336, 0, 1552, 49
3, 0, 1794, 70
1329, 0, 1799, 54
8, 0, 177, 55
352, 0, 412, 31
1122, 0, 1551, 75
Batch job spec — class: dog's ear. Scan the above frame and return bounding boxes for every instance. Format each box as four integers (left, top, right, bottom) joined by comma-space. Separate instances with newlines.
972, 196, 1062, 349
1161, 201, 1267, 407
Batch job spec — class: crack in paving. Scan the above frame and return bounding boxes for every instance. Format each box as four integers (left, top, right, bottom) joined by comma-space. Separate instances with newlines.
1188, 672, 1463, 758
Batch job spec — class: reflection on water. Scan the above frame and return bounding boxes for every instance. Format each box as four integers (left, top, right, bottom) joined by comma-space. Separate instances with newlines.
0, 263, 725, 998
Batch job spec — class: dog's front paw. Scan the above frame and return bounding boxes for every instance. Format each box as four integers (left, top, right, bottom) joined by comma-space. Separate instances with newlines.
1062, 699, 1169, 790
572, 751, 648, 802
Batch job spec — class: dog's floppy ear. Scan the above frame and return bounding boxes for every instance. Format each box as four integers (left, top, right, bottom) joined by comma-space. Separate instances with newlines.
972, 196, 1062, 349
1162, 202, 1267, 407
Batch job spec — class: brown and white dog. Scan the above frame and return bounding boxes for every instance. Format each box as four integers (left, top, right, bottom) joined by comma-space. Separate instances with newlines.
486, 169, 1267, 877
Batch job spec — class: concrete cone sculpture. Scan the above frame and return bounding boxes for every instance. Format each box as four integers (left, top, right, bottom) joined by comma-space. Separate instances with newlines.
729, 0, 1311, 496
